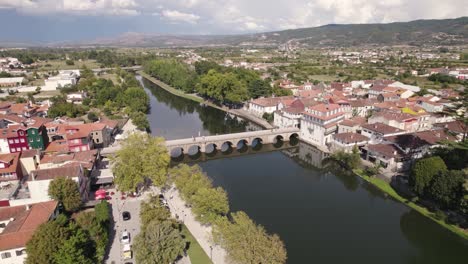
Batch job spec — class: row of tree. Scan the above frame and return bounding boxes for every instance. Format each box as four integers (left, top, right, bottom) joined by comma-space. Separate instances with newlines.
26, 176, 111, 264
111, 133, 287, 263
144, 59, 291, 105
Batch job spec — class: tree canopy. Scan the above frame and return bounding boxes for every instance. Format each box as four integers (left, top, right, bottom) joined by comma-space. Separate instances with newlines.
427, 170, 465, 209
111, 133, 170, 192
409, 156, 448, 196
48, 177, 82, 212
191, 187, 229, 224
134, 220, 186, 264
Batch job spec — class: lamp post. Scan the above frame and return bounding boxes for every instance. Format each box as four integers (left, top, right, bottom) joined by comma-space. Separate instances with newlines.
210, 245, 213, 260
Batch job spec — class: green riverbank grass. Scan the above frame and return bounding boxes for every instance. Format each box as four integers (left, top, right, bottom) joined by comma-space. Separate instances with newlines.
181, 224, 213, 264
353, 169, 468, 240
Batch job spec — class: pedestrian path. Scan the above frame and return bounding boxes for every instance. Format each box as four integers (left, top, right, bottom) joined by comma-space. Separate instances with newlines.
152, 186, 228, 264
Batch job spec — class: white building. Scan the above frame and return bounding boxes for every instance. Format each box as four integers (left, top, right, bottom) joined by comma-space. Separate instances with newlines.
248, 96, 295, 117
0, 201, 58, 264
42, 70, 80, 91
331, 132, 369, 153
300, 103, 345, 147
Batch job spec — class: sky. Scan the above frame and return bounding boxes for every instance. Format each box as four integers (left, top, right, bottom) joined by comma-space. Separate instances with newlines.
0, 0, 467, 42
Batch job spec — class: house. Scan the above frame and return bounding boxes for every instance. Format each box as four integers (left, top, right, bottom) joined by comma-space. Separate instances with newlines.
361, 122, 406, 143
43, 70, 79, 91
29, 165, 89, 203
363, 143, 407, 172
0, 201, 58, 264
331, 133, 369, 152
273, 98, 318, 129
248, 96, 295, 117
420, 100, 444, 113
434, 121, 467, 141
19, 150, 39, 177
369, 111, 420, 132
39, 150, 98, 172
24, 118, 49, 151
0, 153, 22, 183
0, 77, 24, 88
55, 125, 94, 152
0, 126, 29, 153
337, 117, 366, 133
66, 92, 87, 104
377, 93, 400, 102
300, 103, 345, 147
348, 99, 376, 117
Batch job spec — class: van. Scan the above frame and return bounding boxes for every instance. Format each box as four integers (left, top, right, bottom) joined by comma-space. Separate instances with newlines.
123, 244, 132, 260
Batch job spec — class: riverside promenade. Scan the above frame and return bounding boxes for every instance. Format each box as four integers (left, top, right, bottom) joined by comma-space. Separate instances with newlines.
152, 186, 228, 264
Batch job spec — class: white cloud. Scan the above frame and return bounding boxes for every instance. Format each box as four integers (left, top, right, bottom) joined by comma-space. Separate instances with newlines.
161, 9, 200, 24
0, 0, 467, 32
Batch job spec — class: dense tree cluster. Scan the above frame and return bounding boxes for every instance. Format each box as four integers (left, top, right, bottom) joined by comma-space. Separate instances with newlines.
330, 146, 362, 170
409, 155, 467, 215
428, 73, 467, 85
50, 66, 151, 131
144, 59, 279, 105
26, 201, 110, 264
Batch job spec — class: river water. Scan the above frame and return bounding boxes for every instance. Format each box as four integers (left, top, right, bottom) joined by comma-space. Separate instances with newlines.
139, 76, 468, 264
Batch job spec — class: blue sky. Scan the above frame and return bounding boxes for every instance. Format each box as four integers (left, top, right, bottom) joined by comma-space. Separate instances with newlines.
0, 0, 466, 42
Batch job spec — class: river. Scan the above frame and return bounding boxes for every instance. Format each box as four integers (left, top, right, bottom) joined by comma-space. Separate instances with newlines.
139, 76, 468, 264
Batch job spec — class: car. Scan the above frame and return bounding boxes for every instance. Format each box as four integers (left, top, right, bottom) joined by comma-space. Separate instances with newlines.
122, 211, 131, 221
122, 244, 132, 260
121, 231, 130, 244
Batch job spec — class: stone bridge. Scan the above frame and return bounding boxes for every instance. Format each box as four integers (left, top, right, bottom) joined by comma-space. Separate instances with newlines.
166, 127, 300, 156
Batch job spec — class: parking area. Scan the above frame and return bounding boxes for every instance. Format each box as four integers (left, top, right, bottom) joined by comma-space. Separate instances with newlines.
105, 190, 143, 264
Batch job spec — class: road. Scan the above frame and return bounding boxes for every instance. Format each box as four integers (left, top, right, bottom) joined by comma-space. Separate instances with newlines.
106, 190, 142, 264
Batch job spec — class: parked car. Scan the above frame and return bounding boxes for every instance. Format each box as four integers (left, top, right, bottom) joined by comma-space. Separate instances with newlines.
122, 211, 131, 221
121, 230, 130, 244
122, 244, 132, 260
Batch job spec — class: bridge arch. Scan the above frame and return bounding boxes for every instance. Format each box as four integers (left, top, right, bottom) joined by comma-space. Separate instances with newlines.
221, 141, 233, 153
187, 145, 201, 156
273, 135, 284, 148
170, 147, 184, 158
205, 143, 217, 155
236, 139, 248, 153
252, 137, 263, 151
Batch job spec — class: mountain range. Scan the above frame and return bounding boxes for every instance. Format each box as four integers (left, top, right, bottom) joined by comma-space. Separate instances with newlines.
5, 17, 468, 48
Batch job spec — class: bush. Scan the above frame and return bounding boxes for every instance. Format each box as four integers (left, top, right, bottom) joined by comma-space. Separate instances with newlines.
262, 112, 274, 122
66, 60, 75, 66
87, 111, 99, 122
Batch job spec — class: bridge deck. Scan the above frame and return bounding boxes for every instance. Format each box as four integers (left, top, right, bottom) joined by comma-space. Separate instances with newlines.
165, 127, 299, 147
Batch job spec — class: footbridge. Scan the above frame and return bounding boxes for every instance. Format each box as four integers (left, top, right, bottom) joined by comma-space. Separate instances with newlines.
166, 127, 300, 156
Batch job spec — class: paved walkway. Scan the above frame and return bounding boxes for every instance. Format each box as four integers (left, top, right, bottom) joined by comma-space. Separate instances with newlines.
152, 186, 228, 264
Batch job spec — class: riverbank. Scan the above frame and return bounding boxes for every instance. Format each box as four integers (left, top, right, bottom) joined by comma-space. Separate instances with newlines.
138, 71, 273, 129
353, 168, 468, 241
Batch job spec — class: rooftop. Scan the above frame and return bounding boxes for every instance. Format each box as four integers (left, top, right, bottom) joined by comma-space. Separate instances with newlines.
361, 122, 405, 135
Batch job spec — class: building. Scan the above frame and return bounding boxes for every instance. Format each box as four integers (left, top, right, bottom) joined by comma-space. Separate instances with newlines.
19, 150, 39, 177
300, 103, 345, 147
248, 96, 295, 117
29, 165, 89, 203
0, 77, 24, 88
0, 153, 22, 183
337, 117, 366, 133
369, 111, 420, 132
273, 98, 318, 129
25, 118, 49, 150
361, 122, 406, 143
0, 201, 58, 264
331, 133, 369, 152
42, 70, 80, 91
434, 121, 467, 141
0, 126, 29, 154
66, 92, 87, 104
363, 144, 407, 172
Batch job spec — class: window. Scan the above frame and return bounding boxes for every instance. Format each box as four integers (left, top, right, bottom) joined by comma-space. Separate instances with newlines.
20, 138, 25, 143
14, 139, 19, 143
19, 131, 23, 136
8, 140, 13, 144
1, 252, 11, 259
31, 130, 35, 134
16, 249, 25, 256
29, 139, 33, 142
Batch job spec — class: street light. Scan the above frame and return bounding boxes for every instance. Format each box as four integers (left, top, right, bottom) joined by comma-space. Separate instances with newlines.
210, 246, 213, 260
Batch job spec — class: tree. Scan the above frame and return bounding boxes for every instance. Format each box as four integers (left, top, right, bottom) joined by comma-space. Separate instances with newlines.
94, 200, 110, 224
191, 187, 229, 224
409, 156, 448, 196
133, 220, 186, 264
75, 211, 108, 262
87, 111, 99, 122
48, 177, 82, 212
196, 70, 248, 104
213, 211, 287, 264
26, 215, 71, 264
427, 170, 465, 208
169, 164, 212, 203
111, 133, 170, 192
140, 196, 171, 228
129, 111, 150, 131
53, 223, 95, 264
66, 60, 75, 66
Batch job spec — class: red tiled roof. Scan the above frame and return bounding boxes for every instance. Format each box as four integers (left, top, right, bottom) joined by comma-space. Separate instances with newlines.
333, 132, 369, 144
30, 165, 82, 181
366, 144, 404, 158
0, 153, 20, 176
0, 201, 57, 251
362, 122, 405, 135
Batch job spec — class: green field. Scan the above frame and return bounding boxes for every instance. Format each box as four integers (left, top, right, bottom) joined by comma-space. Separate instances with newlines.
37, 59, 101, 71
181, 225, 213, 264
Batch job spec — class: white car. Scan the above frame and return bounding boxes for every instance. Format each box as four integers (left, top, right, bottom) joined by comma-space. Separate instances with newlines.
121, 231, 130, 244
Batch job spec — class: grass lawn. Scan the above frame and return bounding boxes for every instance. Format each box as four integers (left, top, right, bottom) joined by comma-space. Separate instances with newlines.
308, 74, 338, 82
181, 225, 213, 264
353, 169, 468, 240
